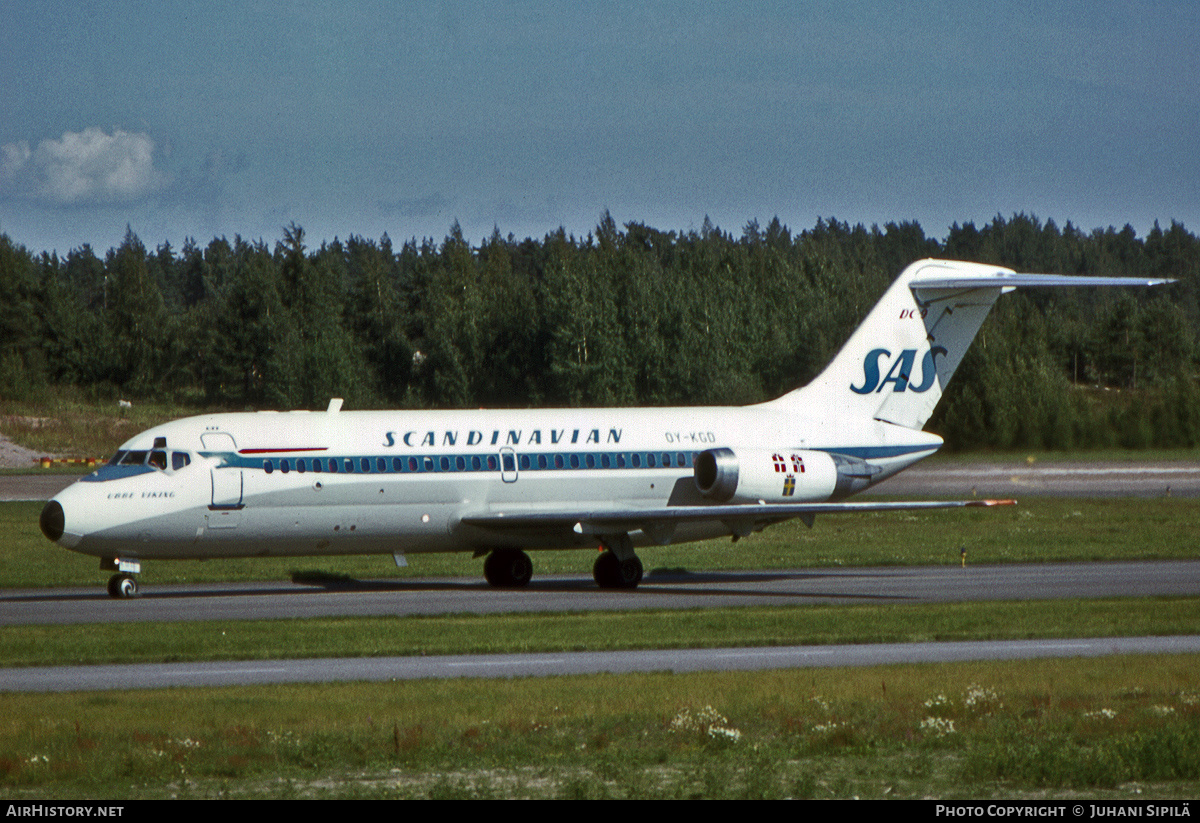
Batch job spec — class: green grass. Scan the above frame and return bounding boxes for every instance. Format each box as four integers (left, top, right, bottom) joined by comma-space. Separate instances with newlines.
1, 656, 1197, 799
0, 597, 1198, 669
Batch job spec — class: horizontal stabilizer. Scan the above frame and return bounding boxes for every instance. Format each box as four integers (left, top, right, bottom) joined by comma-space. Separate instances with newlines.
910, 273, 1174, 290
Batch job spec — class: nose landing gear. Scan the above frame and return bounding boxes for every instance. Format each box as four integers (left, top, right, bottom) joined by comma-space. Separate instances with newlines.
106, 573, 140, 599
102, 557, 142, 599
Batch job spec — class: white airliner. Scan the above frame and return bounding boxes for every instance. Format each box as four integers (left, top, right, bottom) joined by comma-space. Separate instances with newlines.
39, 259, 1168, 597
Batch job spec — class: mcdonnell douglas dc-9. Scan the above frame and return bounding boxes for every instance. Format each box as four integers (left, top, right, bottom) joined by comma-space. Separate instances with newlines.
40, 259, 1168, 597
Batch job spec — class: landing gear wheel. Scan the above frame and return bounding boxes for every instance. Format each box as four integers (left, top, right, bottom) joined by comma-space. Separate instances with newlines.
107, 573, 139, 599
593, 551, 643, 589
483, 549, 533, 588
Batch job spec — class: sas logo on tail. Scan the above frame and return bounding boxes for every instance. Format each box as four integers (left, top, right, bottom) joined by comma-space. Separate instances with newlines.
851, 347, 947, 394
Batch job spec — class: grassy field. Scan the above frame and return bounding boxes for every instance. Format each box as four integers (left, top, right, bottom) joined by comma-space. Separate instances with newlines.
1, 656, 1197, 799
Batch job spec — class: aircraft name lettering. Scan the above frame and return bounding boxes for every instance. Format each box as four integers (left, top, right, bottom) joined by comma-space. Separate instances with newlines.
107, 491, 176, 499
382, 428, 623, 448
663, 431, 716, 444
851, 346, 947, 394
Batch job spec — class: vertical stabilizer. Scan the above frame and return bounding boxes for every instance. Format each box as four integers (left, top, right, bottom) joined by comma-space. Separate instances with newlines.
767, 259, 1170, 431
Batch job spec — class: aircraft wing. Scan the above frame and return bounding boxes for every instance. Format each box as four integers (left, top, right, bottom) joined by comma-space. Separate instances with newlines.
460, 499, 1014, 543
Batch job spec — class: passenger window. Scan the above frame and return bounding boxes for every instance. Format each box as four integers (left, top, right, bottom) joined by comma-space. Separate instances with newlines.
264, 460, 273, 474
297, 459, 306, 473
281, 459, 290, 474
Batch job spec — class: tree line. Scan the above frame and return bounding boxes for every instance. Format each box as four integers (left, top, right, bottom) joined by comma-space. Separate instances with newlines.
2, 213, 1198, 450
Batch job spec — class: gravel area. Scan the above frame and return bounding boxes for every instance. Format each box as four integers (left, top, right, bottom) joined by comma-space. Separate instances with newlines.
0, 430, 50, 469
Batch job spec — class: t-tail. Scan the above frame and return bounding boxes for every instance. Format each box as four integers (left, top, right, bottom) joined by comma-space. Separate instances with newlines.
767, 258, 1172, 431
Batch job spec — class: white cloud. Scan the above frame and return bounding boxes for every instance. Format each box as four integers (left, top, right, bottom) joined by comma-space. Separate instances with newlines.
0, 127, 168, 205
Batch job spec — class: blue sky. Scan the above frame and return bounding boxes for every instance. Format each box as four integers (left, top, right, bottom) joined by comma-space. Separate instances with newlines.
2, 1, 1197, 256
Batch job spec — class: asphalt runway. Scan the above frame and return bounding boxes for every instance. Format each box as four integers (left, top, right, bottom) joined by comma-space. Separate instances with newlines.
872, 460, 1200, 498
6, 636, 1200, 693
4, 560, 1200, 626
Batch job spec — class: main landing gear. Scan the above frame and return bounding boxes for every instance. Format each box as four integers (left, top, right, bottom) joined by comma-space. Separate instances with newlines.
593, 533, 643, 589
484, 548, 534, 588
592, 550, 643, 589
480, 535, 645, 590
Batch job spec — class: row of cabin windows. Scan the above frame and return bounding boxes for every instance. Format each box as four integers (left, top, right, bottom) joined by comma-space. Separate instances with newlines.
261, 451, 698, 475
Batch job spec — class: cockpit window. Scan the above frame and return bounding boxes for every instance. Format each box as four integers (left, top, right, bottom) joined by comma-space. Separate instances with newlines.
172, 451, 191, 471
107, 450, 127, 466
148, 451, 168, 470
119, 451, 149, 466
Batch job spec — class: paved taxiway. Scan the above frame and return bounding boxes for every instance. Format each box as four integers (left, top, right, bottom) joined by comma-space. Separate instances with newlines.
6, 636, 1200, 692
4, 561, 1200, 626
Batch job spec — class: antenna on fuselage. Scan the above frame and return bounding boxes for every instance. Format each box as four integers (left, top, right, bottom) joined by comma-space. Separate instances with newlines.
327, 398, 343, 413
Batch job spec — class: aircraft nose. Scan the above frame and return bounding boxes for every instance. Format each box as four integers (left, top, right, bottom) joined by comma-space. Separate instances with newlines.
40, 500, 65, 543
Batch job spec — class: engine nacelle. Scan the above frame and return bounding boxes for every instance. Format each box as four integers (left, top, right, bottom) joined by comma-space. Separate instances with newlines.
693, 448, 877, 503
